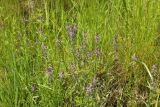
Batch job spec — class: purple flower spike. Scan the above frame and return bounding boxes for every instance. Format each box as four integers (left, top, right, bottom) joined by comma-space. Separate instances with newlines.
46, 67, 53, 78
95, 48, 100, 58
70, 31, 74, 41
87, 84, 94, 94
86, 77, 99, 95
42, 43, 47, 50
95, 33, 100, 44
70, 63, 75, 73
66, 24, 78, 42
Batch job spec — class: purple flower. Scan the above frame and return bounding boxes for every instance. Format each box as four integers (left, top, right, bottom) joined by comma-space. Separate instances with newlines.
46, 67, 53, 78
66, 24, 78, 42
69, 31, 75, 41
42, 43, 47, 50
95, 33, 100, 44
87, 84, 94, 94
86, 77, 99, 94
95, 48, 100, 58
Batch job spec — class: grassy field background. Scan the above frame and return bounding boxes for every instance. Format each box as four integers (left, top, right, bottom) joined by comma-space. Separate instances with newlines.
0, 0, 160, 106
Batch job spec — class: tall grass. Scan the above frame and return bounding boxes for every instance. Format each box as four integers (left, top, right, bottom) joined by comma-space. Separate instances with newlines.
0, 0, 160, 106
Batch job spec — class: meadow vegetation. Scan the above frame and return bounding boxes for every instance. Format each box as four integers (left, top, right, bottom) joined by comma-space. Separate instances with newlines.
0, 0, 160, 106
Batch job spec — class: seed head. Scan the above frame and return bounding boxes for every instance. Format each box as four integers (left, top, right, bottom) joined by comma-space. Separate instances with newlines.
132, 54, 139, 62
56, 36, 62, 48
83, 32, 88, 40
59, 71, 64, 79
31, 83, 37, 93
152, 64, 158, 73
29, 0, 35, 9
152, 64, 158, 79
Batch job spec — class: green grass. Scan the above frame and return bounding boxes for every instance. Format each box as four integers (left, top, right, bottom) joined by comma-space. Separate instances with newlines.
0, 0, 160, 106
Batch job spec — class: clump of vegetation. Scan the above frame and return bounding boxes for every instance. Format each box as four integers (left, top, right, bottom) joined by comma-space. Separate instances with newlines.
0, 0, 160, 106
